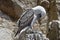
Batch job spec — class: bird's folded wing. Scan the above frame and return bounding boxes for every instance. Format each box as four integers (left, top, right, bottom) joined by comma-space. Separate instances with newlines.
19, 9, 34, 27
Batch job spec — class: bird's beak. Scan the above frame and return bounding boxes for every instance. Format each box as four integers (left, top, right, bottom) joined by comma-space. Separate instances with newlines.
38, 18, 41, 25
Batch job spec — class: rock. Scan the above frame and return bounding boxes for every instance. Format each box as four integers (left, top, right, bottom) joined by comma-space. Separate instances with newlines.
0, 11, 11, 20
0, 28, 14, 40
0, 17, 18, 40
18, 0, 37, 10
0, 17, 17, 33
0, 0, 23, 21
47, 20, 59, 40
15, 27, 49, 40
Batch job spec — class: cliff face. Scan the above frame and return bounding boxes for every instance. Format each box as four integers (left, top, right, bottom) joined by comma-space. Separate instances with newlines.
0, 0, 23, 21
0, 0, 60, 40
18, 0, 37, 10
0, 17, 17, 40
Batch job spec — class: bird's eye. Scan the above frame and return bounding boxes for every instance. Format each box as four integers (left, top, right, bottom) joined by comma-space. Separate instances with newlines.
38, 13, 41, 17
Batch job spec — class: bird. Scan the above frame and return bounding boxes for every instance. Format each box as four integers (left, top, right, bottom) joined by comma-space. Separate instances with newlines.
15, 6, 46, 36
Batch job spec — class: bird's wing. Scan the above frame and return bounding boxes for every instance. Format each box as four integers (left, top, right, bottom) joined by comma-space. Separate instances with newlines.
19, 9, 34, 27
15, 9, 34, 36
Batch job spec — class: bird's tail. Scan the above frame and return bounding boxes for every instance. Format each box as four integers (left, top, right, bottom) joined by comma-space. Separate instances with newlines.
15, 27, 29, 37
15, 28, 20, 37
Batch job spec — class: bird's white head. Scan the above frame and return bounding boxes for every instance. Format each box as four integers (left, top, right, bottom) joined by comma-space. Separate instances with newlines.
32, 6, 46, 19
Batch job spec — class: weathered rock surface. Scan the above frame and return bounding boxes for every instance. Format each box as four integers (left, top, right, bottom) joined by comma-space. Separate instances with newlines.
0, 0, 60, 40
0, 0, 23, 21
18, 0, 37, 10
47, 20, 60, 40
0, 17, 18, 40
15, 27, 49, 40
0, 28, 14, 40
